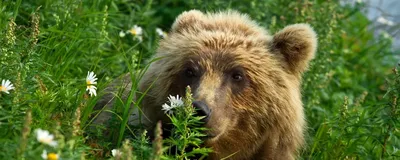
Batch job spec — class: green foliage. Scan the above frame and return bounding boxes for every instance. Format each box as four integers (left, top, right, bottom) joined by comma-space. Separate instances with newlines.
163, 87, 212, 160
99, 86, 211, 160
0, 0, 399, 159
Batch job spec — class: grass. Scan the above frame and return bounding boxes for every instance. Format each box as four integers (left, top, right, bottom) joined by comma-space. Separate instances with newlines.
0, 0, 399, 159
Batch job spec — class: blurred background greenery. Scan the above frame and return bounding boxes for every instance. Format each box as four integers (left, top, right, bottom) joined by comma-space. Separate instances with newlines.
0, 0, 399, 159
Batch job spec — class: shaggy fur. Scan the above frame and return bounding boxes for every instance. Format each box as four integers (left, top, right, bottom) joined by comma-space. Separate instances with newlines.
95, 10, 317, 160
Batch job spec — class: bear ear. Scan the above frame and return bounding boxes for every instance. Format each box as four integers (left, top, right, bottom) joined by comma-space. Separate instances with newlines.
271, 24, 317, 76
171, 10, 206, 33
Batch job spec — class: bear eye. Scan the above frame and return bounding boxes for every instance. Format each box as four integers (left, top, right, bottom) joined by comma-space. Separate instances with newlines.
184, 68, 196, 78
232, 72, 243, 82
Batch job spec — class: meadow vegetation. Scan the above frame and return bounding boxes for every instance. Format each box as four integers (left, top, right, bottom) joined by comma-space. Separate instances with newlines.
0, 0, 399, 159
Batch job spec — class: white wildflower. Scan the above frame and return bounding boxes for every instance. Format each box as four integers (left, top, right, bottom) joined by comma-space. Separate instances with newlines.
86, 71, 97, 85
119, 30, 126, 37
162, 103, 174, 115
356, 0, 363, 3
35, 129, 58, 147
111, 149, 122, 157
0, 79, 15, 94
155, 28, 167, 38
86, 71, 97, 97
87, 85, 97, 97
377, 16, 394, 26
127, 25, 143, 42
41, 150, 59, 160
162, 95, 184, 114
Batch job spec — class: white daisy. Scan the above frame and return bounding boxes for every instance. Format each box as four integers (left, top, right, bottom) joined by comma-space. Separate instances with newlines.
87, 85, 97, 97
162, 103, 174, 115
111, 149, 122, 157
128, 25, 143, 36
162, 95, 184, 114
86, 71, 97, 85
0, 79, 15, 94
35, 129, 58, 147
168, 95, 184, 107
119, 30, 126, 37
41, 150, 59, 160
155, 28, 167, 38
377, 16, 394, 26
127, 25, 143, 42
86, 71, 97, 97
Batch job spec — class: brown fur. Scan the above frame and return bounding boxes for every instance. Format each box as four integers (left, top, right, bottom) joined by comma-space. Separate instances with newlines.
138, 10, 317, 159
96, 10, 317, 160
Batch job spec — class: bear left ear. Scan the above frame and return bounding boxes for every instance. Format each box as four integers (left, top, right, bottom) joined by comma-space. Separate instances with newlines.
171, 10, 206, 33
271, 24, 317, 76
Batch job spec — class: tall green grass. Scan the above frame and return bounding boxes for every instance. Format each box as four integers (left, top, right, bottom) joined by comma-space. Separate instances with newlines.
0, 0, 399, 159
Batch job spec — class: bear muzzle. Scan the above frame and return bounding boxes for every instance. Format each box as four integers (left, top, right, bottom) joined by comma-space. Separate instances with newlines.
192, 101, 211, 123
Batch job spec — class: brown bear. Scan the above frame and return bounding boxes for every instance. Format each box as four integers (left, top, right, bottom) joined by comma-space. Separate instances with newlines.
94, 10, 317, 160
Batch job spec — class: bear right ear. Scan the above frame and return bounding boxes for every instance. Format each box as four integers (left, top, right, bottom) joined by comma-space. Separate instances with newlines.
271, 24, 317, 76
171, 10, 206, 33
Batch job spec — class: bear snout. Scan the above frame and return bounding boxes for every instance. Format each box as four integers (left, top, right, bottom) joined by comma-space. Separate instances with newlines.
192, 101, 211, 123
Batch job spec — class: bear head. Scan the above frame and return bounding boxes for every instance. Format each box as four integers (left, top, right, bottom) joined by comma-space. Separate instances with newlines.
139, 10, 317, 159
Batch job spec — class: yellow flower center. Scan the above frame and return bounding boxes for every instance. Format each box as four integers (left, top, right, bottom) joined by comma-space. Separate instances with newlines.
86, 80, 92, 85
129, 29, 137, 35
0, 86, 4, 91
47, 153, 58, 160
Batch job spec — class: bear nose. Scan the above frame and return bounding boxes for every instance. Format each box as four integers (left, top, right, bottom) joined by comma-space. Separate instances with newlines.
192, 101, 211, 123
